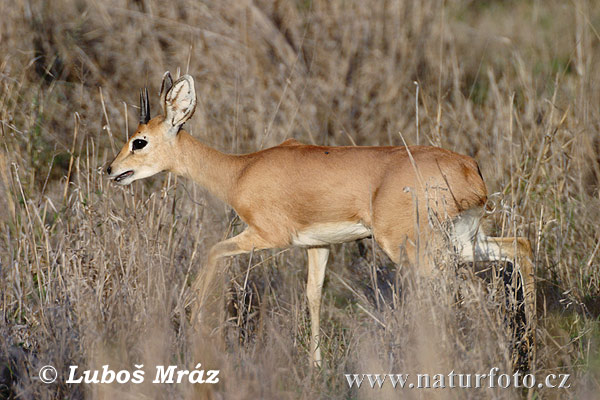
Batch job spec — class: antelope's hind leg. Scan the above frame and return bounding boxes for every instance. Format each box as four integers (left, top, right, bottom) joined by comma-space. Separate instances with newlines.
488, 237, 536, 370
454, 212, 536, 369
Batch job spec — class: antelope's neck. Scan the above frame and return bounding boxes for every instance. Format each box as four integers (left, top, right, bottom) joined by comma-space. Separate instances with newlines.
172, 131, 244, 202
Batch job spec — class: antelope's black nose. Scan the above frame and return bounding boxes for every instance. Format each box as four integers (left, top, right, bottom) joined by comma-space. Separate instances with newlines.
106, 166, 112, 175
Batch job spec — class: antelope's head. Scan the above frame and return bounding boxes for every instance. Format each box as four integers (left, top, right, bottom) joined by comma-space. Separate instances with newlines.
106, 72, 197, 185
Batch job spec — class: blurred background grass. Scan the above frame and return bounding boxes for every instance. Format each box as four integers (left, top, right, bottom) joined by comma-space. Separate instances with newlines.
1, 0, 600, 398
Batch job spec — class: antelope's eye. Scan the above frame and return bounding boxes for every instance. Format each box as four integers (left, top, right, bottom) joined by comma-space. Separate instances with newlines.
132, 139, 147, 150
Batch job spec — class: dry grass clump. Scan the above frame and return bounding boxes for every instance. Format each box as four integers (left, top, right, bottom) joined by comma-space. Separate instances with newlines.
1, 0, 600, 399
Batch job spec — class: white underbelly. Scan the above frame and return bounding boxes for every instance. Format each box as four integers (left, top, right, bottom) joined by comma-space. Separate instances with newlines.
291, 222, 372, 246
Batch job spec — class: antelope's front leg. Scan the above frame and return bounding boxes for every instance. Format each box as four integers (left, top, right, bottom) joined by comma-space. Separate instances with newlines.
306, 247, 330, 368
190, 229, 272, 325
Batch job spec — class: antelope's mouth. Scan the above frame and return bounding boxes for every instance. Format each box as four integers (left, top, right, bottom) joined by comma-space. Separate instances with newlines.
114, 170, 134, 183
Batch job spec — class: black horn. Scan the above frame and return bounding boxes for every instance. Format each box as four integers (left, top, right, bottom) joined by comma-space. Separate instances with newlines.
139, 87, 150, 124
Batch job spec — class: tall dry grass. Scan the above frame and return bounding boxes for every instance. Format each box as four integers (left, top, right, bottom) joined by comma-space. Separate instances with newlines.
1, 0, 600, 399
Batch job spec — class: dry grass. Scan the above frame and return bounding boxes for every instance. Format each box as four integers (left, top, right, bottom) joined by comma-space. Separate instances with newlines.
1, 0, 600, 399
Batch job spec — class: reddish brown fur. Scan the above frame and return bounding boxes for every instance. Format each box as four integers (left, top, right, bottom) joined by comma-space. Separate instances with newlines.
232, 142, 486, 259
117, 129, 486, 265
112, 124, 487, 263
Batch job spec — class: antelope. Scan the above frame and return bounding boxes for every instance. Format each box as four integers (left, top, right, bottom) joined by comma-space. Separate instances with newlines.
107, 72, 535, 367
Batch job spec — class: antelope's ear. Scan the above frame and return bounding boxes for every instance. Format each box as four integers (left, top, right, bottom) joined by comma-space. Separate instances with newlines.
159, 71, 173, 115
164, 75, 196, 135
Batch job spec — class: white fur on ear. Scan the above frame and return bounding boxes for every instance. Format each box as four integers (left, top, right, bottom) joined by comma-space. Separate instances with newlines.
164, 75, 196, 134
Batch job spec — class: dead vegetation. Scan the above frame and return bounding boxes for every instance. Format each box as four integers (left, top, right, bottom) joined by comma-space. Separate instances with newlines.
1, 0, 600, 399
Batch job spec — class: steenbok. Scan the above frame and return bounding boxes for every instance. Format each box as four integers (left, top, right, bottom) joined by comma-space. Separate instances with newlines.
107, 72, 535, 368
